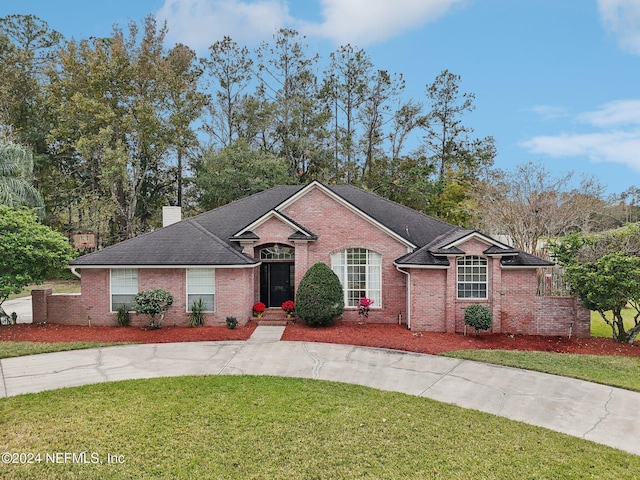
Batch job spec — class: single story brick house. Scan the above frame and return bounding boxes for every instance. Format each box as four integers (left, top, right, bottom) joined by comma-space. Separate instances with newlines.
35, 181, 589, 336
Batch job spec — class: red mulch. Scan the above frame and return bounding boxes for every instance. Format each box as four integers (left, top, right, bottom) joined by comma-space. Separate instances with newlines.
0, 323, 257, 344
283, 321, 640, 357
0, 321, 638, 357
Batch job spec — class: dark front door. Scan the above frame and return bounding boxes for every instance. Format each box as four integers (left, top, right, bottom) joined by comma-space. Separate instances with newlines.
260, 262, 294, 307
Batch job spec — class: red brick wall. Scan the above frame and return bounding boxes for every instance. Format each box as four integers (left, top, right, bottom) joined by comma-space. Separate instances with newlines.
409, 269, 446, 331
405, 237, 590, 337
282, 187, 409, 324
32, 289, 89, 325
31, 288, 51, 324
45, 267, 257, 327
48, 294, 86, 324
42, 186, 589, 336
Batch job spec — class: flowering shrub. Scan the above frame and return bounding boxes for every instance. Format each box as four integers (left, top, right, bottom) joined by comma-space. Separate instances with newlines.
358, 297, 375, 319
281, 300, 295, 314
133, 288, 174, 329
253, 302, 266, 317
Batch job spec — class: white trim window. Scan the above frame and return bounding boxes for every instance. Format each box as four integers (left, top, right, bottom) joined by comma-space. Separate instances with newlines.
110, 269, 138, 312
187, 268, 215, 312
331, 248, 382, 307
457, 256, 488, 299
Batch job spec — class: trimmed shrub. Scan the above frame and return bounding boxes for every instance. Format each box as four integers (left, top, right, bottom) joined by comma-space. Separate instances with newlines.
133, 288, 174, 329
226, 316, 238, 329
296, 262, 344, 327
464, 304, 493, 336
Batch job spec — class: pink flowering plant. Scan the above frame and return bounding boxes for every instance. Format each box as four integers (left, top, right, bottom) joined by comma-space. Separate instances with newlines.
358, 297, 374, 319
281, 300, 295, 315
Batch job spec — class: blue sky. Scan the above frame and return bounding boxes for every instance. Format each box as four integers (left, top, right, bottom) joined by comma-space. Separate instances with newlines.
3, 0, 639, 195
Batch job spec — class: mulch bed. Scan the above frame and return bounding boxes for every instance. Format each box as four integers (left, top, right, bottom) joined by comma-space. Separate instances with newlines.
1, 321, 638, 357
0, 323, 257, 344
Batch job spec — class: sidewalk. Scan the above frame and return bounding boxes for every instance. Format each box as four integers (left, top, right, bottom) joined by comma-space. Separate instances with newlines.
1, 326, 639, 456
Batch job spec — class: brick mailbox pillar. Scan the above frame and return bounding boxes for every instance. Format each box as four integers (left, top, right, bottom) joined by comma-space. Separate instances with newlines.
31, 288, 52, 324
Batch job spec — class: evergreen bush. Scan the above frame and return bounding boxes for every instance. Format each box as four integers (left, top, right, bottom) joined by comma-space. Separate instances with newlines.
295, 262, 344, 327
464, 304, 493, 336
226, 316, 238, 329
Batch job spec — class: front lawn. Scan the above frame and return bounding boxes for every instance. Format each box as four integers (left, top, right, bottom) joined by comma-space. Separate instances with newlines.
6, 279, 80, 301
443, 350, 640, 392
591, 309, 637, 338
1, 376, 637, 479
0, 341, 131, 359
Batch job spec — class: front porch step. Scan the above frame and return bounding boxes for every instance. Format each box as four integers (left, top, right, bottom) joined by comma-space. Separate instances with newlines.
252, 310, 295, 326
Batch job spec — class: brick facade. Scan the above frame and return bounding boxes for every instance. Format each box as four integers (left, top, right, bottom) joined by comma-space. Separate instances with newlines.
38, 185, 589, 336
407, 238, 590, 337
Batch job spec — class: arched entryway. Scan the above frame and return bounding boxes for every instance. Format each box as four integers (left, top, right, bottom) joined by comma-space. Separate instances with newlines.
259, 244, 295, 308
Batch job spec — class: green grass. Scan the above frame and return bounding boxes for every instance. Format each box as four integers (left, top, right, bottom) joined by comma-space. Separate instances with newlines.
0, 342, 131, 359
591, 308, 637, 338
1, 376, 638, 479
443, 350, 640, 392
6, 279, 81, 301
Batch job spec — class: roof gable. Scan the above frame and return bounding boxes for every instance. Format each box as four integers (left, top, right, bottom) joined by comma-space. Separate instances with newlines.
232, 209, 317, 241
277, 181, 419, 248
437, 230, 512, 251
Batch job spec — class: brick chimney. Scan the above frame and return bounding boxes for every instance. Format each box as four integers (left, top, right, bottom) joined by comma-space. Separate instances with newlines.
162, 206, 182, 227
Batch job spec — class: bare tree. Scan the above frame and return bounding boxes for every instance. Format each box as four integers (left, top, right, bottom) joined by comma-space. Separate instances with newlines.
474, 162, 605, 256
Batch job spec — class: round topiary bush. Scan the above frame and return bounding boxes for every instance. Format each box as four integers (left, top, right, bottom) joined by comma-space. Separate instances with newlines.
464, 304, 493, 336
295, 262, 344, 327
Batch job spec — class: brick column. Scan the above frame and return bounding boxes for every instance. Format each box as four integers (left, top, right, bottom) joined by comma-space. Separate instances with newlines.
491, 258, 502, 334
293, 241, 309, 290
445, 261, 457, 333
31, 288, 52, 323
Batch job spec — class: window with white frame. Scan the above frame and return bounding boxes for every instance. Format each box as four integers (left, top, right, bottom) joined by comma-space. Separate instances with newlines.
259, 244, 295, 260
187, 268, 215, 312
111, 269, 138, 311
457, 256, 488, 299
331, 248, 382, 307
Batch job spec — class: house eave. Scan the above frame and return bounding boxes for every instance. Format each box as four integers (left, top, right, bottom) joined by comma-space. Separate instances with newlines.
393, 262, 449, 269
70, 263, 261, 269
499, 264, 551, 270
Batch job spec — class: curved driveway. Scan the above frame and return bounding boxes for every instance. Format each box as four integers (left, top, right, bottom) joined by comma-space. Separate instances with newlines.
1, 326, 639, 456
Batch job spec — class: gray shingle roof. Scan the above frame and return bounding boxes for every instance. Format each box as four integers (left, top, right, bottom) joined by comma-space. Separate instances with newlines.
327, 185, 454, 247
71, 219, 257, 266
71, 182, 551, 268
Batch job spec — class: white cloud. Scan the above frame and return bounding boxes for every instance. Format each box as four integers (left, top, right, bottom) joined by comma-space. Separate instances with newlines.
578, 99, 640, 127
305, 0, 467, 46
530, 105, 570, 120
523, 131, 640, 171
156, 0, 291, 51
155, 0, 468, 51
598, 0, 640, 55
522, 99, 640, 172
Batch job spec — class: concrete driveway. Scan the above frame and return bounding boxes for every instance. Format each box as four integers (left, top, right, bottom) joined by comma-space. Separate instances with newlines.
1, 296, 32, 323
1, 326, 639, 456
